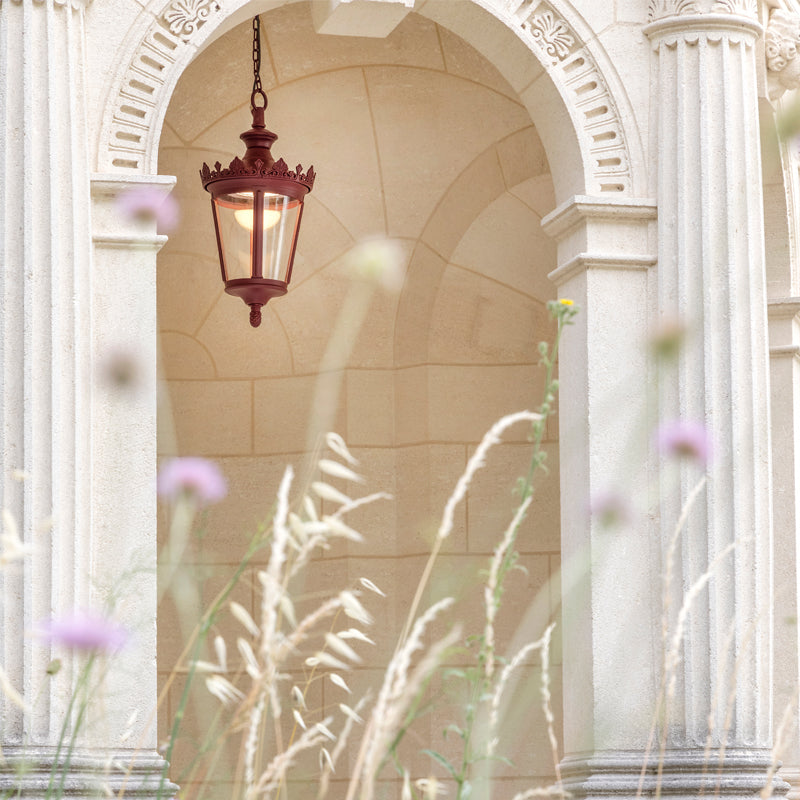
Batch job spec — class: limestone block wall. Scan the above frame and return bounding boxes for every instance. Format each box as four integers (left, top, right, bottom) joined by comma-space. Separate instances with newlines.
156, 5, 562, 796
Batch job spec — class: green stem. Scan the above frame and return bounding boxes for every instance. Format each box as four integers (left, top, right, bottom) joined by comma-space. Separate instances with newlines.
455, 677, 485, 800
46, 654, 97, 800
156, 531, 265, 800
467, 304, 575, 792
492, 309, 571, 623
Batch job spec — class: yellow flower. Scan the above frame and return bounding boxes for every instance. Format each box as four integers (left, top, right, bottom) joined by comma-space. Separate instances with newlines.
559, 298, 574, 306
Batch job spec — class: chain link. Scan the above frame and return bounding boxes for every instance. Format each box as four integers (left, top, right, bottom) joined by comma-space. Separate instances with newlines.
251, 16, 267, 109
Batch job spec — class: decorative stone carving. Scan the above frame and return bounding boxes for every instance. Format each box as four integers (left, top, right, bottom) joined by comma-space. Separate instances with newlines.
648, 0, 756, 20
528, 10, 574, 62
163, 0, 217, 40
766, 10, 800, 101
648, 0, 699, 17
507, 0, 632, 193
712, 0, 757, 13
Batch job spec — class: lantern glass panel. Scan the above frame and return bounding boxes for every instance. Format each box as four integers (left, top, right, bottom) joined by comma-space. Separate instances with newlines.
213, 191, 303, 282
213, 191, 254, 281
260, 193, 303, 281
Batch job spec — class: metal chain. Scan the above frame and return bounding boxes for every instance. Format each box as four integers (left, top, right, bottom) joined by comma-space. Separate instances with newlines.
251, 16, 267, 110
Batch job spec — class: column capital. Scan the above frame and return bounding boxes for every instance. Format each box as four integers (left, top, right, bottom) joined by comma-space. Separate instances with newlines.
648, 0, 757, 21
91, 173, 176, 249
768, 296, 800, 321
541, 194, 658, 241
645, 1, 761, 44
645, 16, 761, 43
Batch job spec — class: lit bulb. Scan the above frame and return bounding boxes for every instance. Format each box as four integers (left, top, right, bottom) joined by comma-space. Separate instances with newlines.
234, 208, 282, 230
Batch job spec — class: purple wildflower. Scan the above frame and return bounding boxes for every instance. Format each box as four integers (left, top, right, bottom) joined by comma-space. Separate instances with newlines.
36, 610, 129, 653
98, 347, 141, 390
655, 420, 712, 467
115, 186, 179, 233
157, 457, 227, 505
588, 489, 631, 528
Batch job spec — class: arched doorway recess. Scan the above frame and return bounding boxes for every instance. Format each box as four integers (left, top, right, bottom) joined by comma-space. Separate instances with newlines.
156, 5, 565, 795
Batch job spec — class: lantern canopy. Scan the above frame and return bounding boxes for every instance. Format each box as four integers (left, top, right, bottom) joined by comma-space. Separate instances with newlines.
199, 18, 315, 327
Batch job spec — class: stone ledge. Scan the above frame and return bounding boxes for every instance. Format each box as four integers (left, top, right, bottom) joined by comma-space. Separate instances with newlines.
0, 746, 179, 800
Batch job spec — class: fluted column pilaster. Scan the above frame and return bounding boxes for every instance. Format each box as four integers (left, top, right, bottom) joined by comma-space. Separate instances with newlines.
644, 0, 779, 791
0, 1, 174, 796
1, 0, 94, 746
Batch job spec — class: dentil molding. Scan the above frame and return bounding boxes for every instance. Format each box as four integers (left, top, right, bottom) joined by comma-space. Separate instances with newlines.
501, 0, 633, 192
100, 0, 222, 172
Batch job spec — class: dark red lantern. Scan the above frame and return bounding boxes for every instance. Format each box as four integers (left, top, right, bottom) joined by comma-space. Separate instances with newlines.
200, 17, 315, 327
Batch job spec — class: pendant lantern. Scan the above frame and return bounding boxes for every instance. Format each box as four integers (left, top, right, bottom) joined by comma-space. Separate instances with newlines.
199, 17, 315, 327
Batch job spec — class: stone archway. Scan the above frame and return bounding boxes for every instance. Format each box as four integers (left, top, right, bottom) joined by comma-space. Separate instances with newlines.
94, 0, 646, 202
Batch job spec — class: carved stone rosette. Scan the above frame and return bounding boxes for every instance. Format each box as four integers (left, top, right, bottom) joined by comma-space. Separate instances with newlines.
164, 0, 216, 40
766, 9, 800, 101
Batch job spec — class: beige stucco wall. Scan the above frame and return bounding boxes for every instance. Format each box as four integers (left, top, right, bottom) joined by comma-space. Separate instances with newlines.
156, 4, 562, 795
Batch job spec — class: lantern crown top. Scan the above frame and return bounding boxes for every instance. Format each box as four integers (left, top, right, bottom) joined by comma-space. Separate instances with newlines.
199, 17, 315, 196
199, 154, 316, 192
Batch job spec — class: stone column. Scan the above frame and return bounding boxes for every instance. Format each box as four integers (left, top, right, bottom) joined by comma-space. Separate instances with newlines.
763, 9, 800, 794
541, 196, 663, 796
768, 299, 800, 799
0, 1, 173, 796
642, 0, 777, 795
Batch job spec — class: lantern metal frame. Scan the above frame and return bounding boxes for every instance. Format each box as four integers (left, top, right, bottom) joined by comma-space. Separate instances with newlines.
199, 17, 315, 327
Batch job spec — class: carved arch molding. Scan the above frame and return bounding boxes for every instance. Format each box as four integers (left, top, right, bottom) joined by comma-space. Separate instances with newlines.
99, 0, 637, 195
